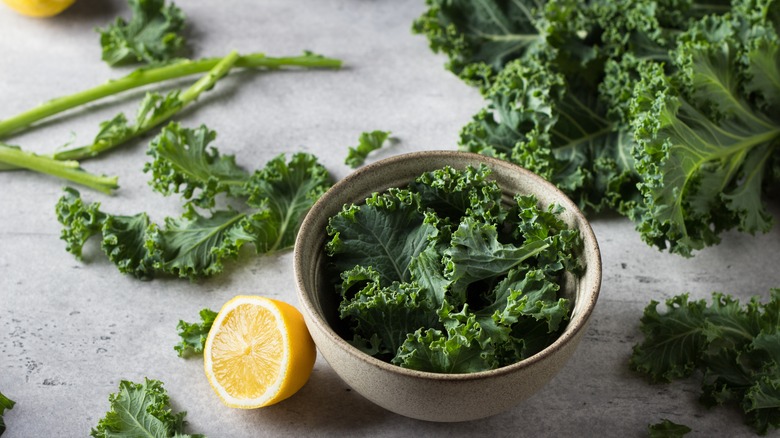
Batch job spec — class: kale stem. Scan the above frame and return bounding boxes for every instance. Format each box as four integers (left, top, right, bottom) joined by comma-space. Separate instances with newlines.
52, 51, 241, 162
0, 52, 342, 139
0, 144, 118, 193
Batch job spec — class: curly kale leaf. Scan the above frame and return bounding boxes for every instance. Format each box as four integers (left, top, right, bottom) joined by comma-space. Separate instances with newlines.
412, 0, 584, 91
473, 267, 570, 365
459, 53, 641, 215
243, 152, 332, 253
443, 216, 551, 303
326, 190, 437, 285
326, 165, 581, 373
344, 130, 392, 168
145, 123, 250, 209
420, 0, 780, 256
91, 378, 203, 438
394, 316, 496, 373
631, 12, 780, 256
175, 308, 217, 357
98, 0, 188, 66
152, 207, 256, 279
102, 212, 159, 280
57, 129, 332, 280
0, 390, 15, 436
339, 277, 441, 358
631, 289, 780, 435
648, 419, 692, 438
55, 187, 109, 259
411, 163, 505, 224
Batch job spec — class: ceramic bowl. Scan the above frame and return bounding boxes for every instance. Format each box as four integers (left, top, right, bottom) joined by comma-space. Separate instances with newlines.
293, 151, 601, 422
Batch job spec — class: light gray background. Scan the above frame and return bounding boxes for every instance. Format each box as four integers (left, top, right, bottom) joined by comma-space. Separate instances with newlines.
1, 1, 778, 436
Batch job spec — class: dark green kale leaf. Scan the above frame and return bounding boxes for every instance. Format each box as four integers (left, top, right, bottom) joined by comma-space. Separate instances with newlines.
418, 0, 779, 256
411, 0, 585, 91
631, 290, 780, 435
152, 207, 255, 279
98, 0, 188, 66
175, 308, 217, 357
57, 124, 333, 280
326, 165, 581, 373
410, 163, 505, 224
339, 277, 441, 358
0, 390, 15, 436
102, 212, 159, 280
144, 123, 250, 209
243, 152, 332, 253
91, 378, 203, 438
631, 10, 780, 256
394, 314, 495, 373
473, 267, 569, 365
459, 51, 640, 215
55, 187, 109, 259
648, 419, 692, 438
326, 189, 436, 286
344, 130, 392, 169
443, 216, 552, 303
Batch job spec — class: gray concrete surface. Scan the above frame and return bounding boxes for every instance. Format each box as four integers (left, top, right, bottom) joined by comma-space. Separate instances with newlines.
1, 1, 778, 436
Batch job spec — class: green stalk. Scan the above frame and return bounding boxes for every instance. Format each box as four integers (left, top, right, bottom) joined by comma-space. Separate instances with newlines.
53, 51, 240, 162
0, 52, 341, 139
0, 144, 118, 193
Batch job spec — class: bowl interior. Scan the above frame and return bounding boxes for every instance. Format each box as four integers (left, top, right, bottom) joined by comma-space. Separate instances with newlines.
295, 150, 601, 381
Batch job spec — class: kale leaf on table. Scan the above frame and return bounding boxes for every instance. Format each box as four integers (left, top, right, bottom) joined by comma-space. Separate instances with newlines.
56, 122, 332, 280
91, 379, 202, 438
175, 308, 217, 357
630, 290, 780, 435
0, 390, 15, 436
344, 130, 393, 169
648, 419, 692, 438
98, 0, 188, 66
326, 164, 582, 373
414, 0, 780, 256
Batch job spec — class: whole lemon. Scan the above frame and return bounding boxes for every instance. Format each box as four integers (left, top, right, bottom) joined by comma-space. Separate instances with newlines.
2, 0, 75, 17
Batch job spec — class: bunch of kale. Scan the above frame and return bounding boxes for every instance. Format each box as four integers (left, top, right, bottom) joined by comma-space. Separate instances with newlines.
414, 0, 780, 256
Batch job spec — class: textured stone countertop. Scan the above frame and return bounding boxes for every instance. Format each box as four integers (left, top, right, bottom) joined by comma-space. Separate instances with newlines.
1, 1, 778, 437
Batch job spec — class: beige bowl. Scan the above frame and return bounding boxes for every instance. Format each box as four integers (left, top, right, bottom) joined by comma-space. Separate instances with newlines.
294, 151, 601, 422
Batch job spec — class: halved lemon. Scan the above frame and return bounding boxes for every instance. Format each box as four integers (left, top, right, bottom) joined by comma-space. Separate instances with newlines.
204, 295, 316, 408
2, 0, 75, 17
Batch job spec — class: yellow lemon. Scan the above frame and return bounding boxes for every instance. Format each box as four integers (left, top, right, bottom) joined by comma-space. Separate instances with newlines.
2, 0, 75, 17
204, 295, 316, 408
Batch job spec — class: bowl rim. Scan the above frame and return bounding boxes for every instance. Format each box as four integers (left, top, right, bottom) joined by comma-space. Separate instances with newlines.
294, 150, 602, 382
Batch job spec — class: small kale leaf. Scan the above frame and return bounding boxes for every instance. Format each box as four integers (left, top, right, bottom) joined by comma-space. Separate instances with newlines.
144, 123, 250, 209
243, 152, 332, 253
175, 308, 217, 357
648, 419, 692, 438
344, 130, 392, 168
98, 0, 188, 66
0, 390, 15, 436
339, 278, 441, 358
91, 378, 203, 438
443, 216, 552, 303
55, 187, 109, 259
